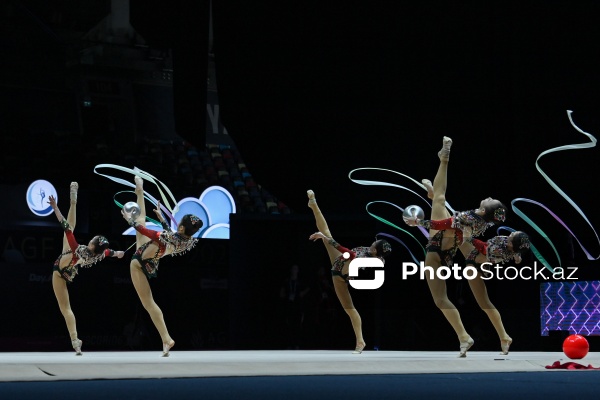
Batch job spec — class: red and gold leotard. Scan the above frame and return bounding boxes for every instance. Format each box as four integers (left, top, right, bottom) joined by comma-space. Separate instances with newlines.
419, 212, 516, 266
53, 219, 115, 283
417, 210, 491, 267
327, 239, 383, 283
466, 236, 518, 265
418, 210, 491, 237
129, 221, 198, 279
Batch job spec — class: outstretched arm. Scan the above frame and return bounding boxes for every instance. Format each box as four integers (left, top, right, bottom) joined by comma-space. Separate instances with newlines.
49, 195, 79, 251
122, 208, 161, 241
105, 249, 125, 258
309, 232, 356, 258
152, 200, 172, 231
405, 215, 474, 245
421, 217, 454, 230
404, 215, 455, 230
48, 195, 65, 223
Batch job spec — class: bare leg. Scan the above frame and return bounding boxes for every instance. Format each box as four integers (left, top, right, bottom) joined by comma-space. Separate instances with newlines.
308, 190, 362, 352
332, 277, 365, 353
461, 247, 512, 354
62, 182, 78, 250
307, 190, 341, 264
466, 274, 512, 354
426, 137, 473, 356
307, 190, 332, 238
134, 176, 147, 249
52, 272, 82, 355
430, 137, 451, 221
424, 254, 471, 346
130, 261, 175, 356
131, 177, 174, 355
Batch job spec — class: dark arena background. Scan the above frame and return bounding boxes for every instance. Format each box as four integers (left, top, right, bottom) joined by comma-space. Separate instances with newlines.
1, 1, 600, 399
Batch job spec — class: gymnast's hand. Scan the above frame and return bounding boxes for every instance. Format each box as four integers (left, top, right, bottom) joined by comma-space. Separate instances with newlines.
115, 250, 125, 259
153, 200, 165, 221
309, 232, 327, 241
403, 215, 419, 226
47, 195, 58, 210
121, 208, 133, 221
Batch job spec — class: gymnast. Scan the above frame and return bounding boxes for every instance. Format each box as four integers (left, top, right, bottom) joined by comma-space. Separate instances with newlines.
464, 232, 531, 266
307, 190, 392, 354
406, 175, 532, 355
120, 175, 202, 357
49, 182, 124, 355
403, 137, 509, 357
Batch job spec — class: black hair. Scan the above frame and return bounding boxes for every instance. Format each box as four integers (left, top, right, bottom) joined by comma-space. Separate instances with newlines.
511, 231, 531, 254
180, 214, 203, 237
91, 235, 110, 255
374, 239, 392, 259
481, 200, 508, 224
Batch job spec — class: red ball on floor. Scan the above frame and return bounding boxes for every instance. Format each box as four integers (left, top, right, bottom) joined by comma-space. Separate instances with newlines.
563, 334, 589, 360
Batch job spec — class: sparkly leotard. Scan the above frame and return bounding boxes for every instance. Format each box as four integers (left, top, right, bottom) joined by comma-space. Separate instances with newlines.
53, 220, 115, 283
465, 236, 518, 265
328, 239, 383, 283
129, 222, 198, 279
419, 210, 490, 267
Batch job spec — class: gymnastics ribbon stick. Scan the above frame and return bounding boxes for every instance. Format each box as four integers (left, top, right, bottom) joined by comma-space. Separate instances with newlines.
365, 201, 427, 263
93, 164, 179, 224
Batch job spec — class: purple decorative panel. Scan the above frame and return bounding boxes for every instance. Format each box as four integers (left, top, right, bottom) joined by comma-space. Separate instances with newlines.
540, 281, 600, 336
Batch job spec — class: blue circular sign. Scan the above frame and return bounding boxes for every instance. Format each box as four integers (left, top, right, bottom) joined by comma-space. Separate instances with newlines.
26, 179, 58, 217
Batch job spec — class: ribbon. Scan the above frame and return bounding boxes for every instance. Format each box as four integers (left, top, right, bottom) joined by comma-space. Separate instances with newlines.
112, 190, 161, 226
348, 168, 449, 262
511, 110, 599, 271
545, 361, 600, 370
93, 164, 180, 224
365, 201, 427, 263
375, 232, 424, 264
348, 167, 455, 212
349, 111, 598, 272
